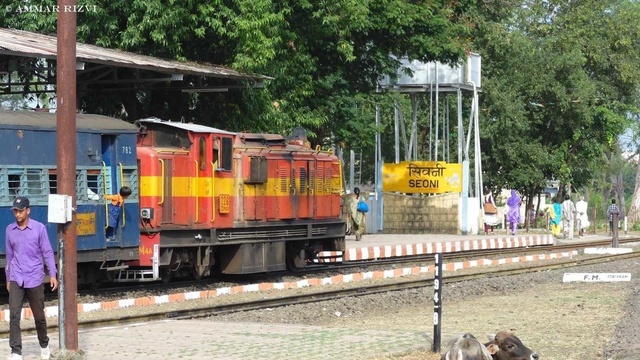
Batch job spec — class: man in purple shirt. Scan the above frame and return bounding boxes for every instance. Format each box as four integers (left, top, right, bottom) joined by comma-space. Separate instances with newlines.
5, 196, 58, 360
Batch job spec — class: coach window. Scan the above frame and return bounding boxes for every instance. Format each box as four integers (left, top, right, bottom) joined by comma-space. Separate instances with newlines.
8, 172, 21, 198
198, 137, 206, 171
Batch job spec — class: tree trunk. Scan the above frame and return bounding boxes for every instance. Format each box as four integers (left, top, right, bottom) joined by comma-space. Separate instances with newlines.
556, 181, 566, 203
611, 173, 626, 218
628, 161, 640, 224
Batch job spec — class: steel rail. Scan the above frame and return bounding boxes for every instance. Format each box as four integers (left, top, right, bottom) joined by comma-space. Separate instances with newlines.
39, 236, 640, 300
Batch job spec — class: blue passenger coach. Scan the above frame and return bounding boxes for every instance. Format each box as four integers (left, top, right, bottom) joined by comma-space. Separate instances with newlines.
0, 110, 140, 284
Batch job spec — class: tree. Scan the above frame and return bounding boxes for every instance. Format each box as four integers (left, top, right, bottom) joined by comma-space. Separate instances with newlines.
473, 0, 640, 209
0, 0, 496, 159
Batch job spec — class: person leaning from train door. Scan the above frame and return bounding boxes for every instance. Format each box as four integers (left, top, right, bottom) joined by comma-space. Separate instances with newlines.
104, 186, 132, 241
348, 187, 366, 241
5, 196, 58, 360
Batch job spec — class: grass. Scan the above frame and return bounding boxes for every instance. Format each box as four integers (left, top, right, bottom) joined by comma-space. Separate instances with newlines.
330, 282, 629, 360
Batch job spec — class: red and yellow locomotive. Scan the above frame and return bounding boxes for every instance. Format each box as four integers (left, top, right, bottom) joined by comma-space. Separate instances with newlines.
130, 118, 345, 281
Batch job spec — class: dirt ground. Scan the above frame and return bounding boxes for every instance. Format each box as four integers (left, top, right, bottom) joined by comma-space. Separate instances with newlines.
212, 255, 640, 360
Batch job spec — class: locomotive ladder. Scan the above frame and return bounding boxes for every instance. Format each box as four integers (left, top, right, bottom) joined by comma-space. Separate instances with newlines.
113, 244, 161, 282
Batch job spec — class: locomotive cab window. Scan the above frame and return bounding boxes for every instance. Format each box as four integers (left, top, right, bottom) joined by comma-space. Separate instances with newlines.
154, 126, 191, 149
198, 137, 206, 171
221, 137, 233, 171
213, 138, 220, 168
213, 137, 233, 171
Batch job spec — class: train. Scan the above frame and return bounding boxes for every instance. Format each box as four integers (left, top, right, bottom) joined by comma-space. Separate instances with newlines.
0, 110, 346, 284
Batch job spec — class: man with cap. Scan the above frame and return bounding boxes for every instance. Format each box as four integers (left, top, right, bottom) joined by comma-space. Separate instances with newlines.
5, 196, 57, 360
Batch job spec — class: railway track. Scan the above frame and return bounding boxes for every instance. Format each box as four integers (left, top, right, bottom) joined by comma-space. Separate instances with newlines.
28, 236, 640, 304
302, 236, 640, 275
5, 244, 638, 338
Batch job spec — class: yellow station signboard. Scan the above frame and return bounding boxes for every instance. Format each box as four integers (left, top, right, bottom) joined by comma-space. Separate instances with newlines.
382, 161, 462, 193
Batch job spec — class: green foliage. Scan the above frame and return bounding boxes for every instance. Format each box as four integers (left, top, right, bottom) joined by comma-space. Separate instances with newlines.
0, 0, 487, 159
3, 0, 639, 197
475, 0, 640, 202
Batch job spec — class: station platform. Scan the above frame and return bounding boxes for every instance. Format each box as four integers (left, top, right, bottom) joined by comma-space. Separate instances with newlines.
340, 231, 637, 260
332, 232, 556, 262
0, 319, 429, 360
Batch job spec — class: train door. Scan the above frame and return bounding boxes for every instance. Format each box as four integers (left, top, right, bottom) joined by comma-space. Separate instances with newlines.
101, 135, 118, 246
308, 160, 317, 218
101, 135, 116, 195
314, 161, 327, 218
113, 135, 139, 248
294, 160, 311, 219
213, 136, 234, 228
289, 160, 300, 218
325, 161, 336, 217
195, 135, 208, 225
315, 160, 334, 218
172, 155, 192, 225
278, 160, 293, 219
244, 156, 267, 221
161, 158, 173, 224
267, 159, 293, 220
266, 158, 280, 221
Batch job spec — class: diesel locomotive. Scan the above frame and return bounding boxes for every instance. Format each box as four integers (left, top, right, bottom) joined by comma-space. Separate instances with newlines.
0, 110, 346, 284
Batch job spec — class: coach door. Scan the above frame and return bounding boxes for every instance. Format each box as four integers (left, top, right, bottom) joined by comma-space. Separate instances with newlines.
101, 135, 116, 195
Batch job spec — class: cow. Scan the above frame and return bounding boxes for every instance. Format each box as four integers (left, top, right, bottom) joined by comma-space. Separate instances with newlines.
484, 331, 539, 360
440, 333, 493, 360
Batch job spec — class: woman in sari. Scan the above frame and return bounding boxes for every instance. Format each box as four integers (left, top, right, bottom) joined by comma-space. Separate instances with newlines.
483, 187, 500, 235
506, 190, 521, 235
550, 199, 563, 236
348, 187, 366, 241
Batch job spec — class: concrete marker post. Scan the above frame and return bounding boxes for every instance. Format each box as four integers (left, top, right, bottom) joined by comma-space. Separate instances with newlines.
612, 211, 619, 248
432, 253, 443, 353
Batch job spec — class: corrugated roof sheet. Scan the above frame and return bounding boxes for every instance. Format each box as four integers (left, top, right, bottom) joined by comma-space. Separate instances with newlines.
0, 110, 138, 132
136, 117, 236, 135
0, 27, 269, 81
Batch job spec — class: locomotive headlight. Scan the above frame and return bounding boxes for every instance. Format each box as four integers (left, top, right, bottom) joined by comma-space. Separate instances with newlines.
140, 208, 154, 220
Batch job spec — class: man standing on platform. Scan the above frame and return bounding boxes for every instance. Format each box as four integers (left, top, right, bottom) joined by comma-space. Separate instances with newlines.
5, 196, 58, 360
575, 196, 590, 237
607, 199, 620, 236
561, 194, 576, 239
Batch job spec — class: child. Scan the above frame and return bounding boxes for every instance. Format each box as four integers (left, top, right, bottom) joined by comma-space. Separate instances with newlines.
104, 186, 132, 240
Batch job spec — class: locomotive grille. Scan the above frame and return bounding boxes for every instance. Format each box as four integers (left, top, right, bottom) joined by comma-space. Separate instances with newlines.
217, 227, 328, 241
324, 167, 332, 194
316, 167, 323, 195
279, 168, 287, 193
299, 167, 307, 194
